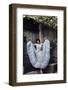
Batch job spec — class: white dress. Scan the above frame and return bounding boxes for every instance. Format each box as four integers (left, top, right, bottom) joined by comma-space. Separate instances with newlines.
27, 39, 50, 69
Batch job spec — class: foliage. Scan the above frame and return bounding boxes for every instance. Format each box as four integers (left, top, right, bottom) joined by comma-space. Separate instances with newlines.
23, 15, 57, 30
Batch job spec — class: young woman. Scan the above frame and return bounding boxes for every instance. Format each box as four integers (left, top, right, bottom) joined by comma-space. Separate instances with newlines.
27, 38, 50, 74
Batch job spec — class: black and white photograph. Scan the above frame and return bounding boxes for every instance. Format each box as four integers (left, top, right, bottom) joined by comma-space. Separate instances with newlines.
23, 15, 57, 74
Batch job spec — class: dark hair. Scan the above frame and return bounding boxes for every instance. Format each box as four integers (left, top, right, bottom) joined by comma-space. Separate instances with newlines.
36, 39, 40, 43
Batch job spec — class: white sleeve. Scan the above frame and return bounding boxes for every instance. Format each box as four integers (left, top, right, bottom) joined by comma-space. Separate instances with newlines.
41, 39, 50, 68
27, 41, 37, 67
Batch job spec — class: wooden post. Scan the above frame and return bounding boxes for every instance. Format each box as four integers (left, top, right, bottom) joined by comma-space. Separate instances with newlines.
39, 24, 43, 43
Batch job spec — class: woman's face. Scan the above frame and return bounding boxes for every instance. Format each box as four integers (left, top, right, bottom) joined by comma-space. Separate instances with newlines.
37, 40, 40, 44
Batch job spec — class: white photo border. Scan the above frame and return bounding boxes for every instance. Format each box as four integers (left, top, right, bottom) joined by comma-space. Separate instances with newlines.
16, 7, 64, 83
